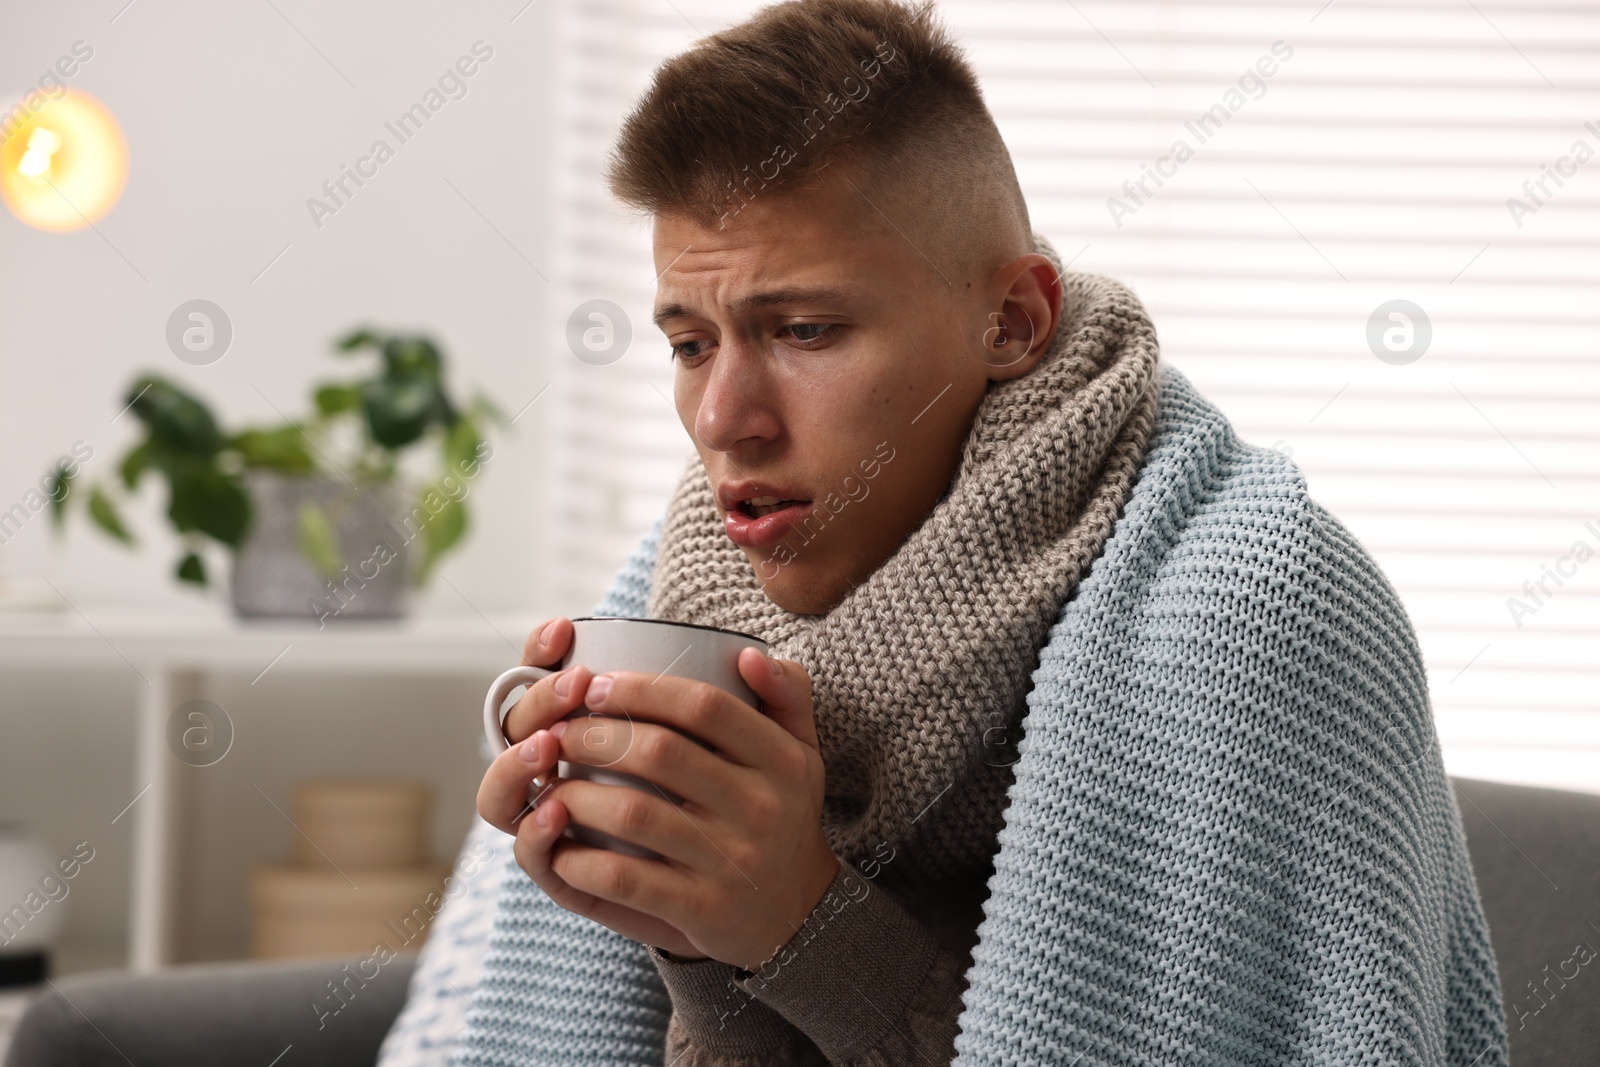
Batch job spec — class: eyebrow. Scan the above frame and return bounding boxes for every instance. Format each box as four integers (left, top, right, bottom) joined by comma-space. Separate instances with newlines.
651, 286, 853, 329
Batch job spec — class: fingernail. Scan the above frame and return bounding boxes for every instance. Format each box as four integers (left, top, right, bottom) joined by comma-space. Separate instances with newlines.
767, 653, 782, 677
550, 719, 569, 739
538, 619, 559, 646
586, 675, 613, 707
552, 669, 573, 698
535, 805, 549, 827
518, 732, 543, 762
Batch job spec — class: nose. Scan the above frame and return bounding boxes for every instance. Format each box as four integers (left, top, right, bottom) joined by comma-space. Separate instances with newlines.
690, 336, 779, 454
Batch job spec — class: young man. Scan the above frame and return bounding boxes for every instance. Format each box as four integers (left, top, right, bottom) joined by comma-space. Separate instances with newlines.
465, 2, 1508, 1065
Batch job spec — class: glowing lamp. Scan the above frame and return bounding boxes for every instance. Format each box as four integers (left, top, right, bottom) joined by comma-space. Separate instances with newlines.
1, 89, 128, 232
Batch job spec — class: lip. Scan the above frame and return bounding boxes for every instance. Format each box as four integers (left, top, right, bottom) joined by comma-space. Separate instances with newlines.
717, 479, 814, 550
725, 501, 815, 548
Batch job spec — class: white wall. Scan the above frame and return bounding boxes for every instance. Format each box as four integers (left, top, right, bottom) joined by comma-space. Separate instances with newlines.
1, 0, 563, 967
1, 0, 557, 614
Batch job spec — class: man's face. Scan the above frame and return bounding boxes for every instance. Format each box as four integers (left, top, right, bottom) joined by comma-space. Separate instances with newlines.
652, 168, 1008, 615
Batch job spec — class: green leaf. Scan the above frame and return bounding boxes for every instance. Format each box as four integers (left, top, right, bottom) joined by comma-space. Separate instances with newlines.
336, 327, 381, 352
176, 551, 207, 585
229, 425, 317, 473
167, 464, 251, 547
45, 464, 74, 528
120, 440, 154, 490
431, 386, 460, 428
296, 502, 344, 579
412, 495, 466, 585
313, 383, 361, 416
127, 376, 222, 457
361, 376, 435, 449
442, 418, 479, 475
87, 484, 135, 544
381, 336, 441, 381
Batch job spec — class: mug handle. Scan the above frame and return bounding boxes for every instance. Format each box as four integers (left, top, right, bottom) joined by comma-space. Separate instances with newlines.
483, 665, 554, 752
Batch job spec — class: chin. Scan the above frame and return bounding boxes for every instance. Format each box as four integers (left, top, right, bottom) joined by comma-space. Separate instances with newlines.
750, 555, 841, 616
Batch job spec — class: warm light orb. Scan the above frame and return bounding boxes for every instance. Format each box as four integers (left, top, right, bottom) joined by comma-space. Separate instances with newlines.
1, 89, 128, 232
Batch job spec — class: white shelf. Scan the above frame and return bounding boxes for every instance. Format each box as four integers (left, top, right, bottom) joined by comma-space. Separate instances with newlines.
0, 605, 551, 674
0, 605, 551, 972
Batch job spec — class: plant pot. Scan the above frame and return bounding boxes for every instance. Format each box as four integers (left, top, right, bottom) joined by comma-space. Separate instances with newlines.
230, 471, 412, 621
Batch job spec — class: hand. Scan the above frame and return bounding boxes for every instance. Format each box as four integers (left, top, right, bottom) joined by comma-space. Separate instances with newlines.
478, 618, 701, 956
483, 633, 841, 972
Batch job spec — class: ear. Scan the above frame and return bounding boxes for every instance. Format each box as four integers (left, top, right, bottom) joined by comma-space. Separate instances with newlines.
981, 253, 1063, 382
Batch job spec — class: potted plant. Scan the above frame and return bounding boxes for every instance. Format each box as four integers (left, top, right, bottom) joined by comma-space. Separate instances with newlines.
50, 327, 503, 621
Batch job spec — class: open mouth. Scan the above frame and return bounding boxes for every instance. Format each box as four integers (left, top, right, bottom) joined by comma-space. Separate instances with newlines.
724, 495, 814, 549
739, 495, 808, 519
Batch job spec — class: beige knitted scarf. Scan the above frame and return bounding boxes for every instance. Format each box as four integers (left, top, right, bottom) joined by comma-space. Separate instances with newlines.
647, 235, 1161, 891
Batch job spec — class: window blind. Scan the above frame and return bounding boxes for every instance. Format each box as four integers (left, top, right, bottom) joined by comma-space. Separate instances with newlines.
548, 0, 1600, 794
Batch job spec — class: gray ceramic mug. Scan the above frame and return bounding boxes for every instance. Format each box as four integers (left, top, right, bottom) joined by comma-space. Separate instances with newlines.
483, 616, 770, 860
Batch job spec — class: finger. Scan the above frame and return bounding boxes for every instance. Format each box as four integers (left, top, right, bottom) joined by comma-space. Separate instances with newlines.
557, 714, 737, 814
737, 647, 819, 752
530, 808, 695, 925
503, 663, 593, 744
520, 617, 573, 668
512, 805, 696, 952
512, 785, 583, 893
511, 793, 618, 916
544, 777, 715, 871
580, 670, 786, 770
477, 729, 558, 834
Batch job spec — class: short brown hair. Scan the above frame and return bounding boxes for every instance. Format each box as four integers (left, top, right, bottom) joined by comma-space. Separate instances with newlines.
605, 0, 1031, 277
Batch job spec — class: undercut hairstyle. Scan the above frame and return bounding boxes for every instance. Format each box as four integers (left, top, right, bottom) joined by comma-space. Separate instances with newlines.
605, 0, 1033, 282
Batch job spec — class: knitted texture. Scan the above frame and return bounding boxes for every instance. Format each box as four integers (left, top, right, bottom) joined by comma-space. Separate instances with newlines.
452, 366, 1509, 1066
376, 816, 509, 1067
647, 233, 1160, 893
946, 367, 1508, 1066
447, 530, 673, 1067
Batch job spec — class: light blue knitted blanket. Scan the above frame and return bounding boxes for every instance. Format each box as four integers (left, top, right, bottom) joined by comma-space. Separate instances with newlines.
452, 363, 1508, 1066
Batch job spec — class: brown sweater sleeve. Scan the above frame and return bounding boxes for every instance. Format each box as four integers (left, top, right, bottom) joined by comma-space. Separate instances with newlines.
650, 860, 969, 1067
647, 946, 828, 1066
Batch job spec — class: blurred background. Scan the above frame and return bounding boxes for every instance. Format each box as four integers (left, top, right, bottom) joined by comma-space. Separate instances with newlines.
1, 0, 1595, 1004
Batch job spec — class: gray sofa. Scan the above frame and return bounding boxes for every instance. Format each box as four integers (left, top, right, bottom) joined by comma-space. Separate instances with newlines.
9, 777, 1599, 1065
5, 951, 417, 1066
1450, 777, 1600, 1065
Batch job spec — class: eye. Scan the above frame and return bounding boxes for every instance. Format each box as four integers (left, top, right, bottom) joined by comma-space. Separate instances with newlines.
780, 323, 835, 345
669, 338, 712, 363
